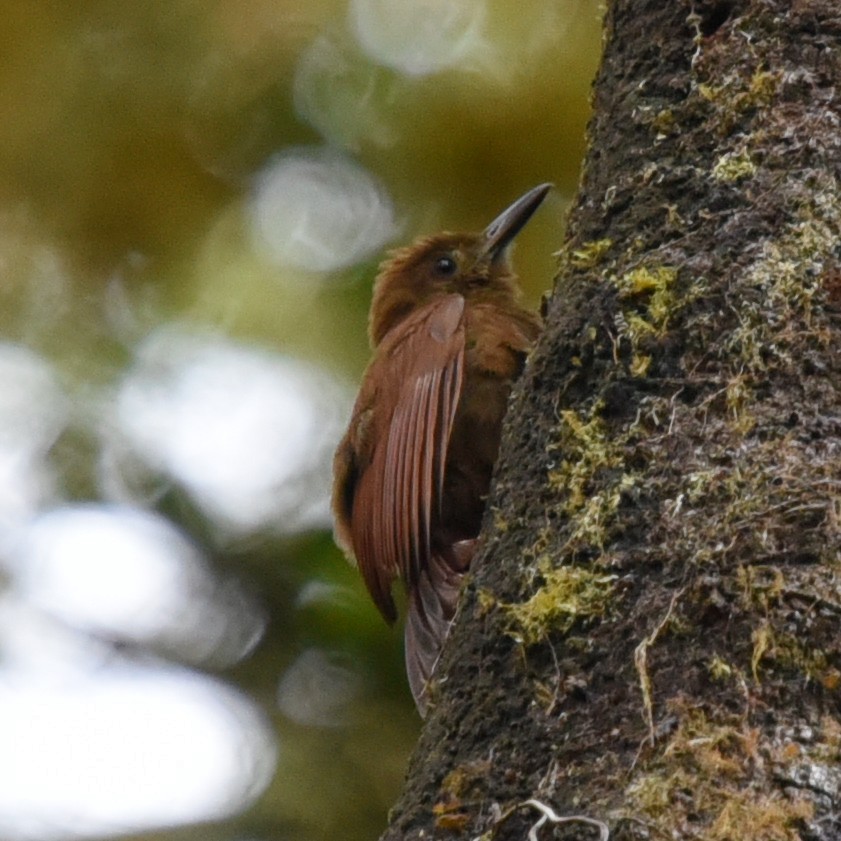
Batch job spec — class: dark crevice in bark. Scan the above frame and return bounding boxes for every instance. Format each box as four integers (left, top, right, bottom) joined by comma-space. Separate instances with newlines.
698, 3, 734, 37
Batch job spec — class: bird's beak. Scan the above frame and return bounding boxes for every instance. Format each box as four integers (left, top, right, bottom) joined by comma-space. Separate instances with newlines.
479, 182, 553, 263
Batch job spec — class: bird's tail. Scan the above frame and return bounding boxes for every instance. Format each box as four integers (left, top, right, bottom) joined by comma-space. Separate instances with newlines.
404, 539, 475, 716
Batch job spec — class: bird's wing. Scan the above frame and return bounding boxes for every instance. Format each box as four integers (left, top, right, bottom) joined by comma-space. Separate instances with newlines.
404, 539, 475, 716
347, 294, 466, 622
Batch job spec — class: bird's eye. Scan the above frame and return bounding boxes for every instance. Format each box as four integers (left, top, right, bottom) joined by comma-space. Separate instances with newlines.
434, 255, 457, 276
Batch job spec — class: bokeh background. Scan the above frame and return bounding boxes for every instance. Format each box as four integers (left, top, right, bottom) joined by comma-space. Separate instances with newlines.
0, 2, 601, 840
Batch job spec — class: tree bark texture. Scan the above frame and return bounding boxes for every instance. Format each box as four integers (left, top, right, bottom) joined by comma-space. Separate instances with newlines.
384, 1, 841, 839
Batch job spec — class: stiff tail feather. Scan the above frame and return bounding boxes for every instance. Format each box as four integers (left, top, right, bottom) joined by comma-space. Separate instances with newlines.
404, 540, 475, 716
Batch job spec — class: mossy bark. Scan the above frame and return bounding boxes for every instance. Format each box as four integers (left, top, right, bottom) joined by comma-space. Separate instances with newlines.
383, 1, 841, 839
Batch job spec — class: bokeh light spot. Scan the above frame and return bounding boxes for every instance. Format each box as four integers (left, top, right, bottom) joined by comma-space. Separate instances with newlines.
277, 648, 363, 728
349, 0, 487, 77
0, 664, 276, 840
111, 326, 351, 536
0, 343, 67, 544
250, 146, 398, 273
10, 504, 265, 667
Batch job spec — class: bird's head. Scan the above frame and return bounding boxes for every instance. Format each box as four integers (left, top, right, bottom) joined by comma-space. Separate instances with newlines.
369, 183, 551, 346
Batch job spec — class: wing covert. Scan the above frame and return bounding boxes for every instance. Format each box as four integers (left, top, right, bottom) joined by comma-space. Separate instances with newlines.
349, 294, 466, 619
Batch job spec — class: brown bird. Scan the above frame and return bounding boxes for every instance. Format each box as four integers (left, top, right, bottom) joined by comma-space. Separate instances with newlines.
332, 183, 550, 715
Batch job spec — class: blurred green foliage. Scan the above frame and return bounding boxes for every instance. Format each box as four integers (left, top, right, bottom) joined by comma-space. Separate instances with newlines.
0, 2, 601, 839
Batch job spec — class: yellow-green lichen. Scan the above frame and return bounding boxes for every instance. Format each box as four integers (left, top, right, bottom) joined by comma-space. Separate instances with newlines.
503, 560, 616, 646
698, 68, 780, 114
725, 173, 841, 372
757, 626, 831, 685
629, 353, 652, 377
708, 655, 735, 682
568, 238, 613, 269
736, 566, 836, 684
671, 434, 834, 569
491, 509, 510, 534
751, 621, 773, 682
433, 760, 491, 831
737, 565, 786, 612
476, 588, 497, 617
708, 790, 813, 841
725, 373, 756, 434
610, 266, 680, 366
713, 148, 757, 182
547, 407, 636, 549
624, 705, 813, 840
651, 108, 678, 138
548, 409, 623, 508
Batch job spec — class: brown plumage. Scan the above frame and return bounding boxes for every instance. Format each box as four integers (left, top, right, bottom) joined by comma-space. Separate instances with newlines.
332, 184, 550, 715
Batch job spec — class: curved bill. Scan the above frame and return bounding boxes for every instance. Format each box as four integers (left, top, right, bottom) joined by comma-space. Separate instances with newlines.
480, 182, 553, 262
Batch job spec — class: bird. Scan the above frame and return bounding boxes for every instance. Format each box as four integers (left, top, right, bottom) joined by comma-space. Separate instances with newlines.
332, 183, 551, 715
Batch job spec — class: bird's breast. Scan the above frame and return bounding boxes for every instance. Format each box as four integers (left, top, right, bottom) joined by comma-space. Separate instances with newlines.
436, 301, 540, 543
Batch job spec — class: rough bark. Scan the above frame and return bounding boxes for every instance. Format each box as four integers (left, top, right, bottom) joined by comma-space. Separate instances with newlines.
383, 1, 841, 839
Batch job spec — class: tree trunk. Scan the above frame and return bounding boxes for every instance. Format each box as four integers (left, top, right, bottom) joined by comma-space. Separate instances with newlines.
383, 1, 841, 839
